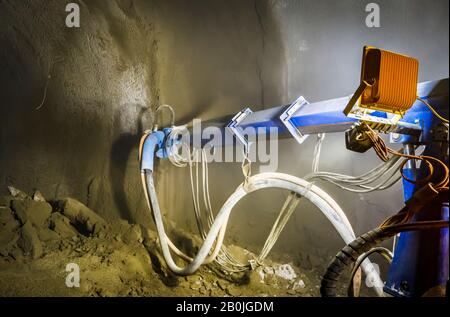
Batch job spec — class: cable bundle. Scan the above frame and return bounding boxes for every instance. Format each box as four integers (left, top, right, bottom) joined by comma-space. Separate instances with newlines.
359, 122, 449, 228
153, 125, 382, 286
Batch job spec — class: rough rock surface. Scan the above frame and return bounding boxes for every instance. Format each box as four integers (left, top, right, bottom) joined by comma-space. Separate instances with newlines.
57, 198, 107, 236
0, 186, 326, 297
18, 221, 43, 259
12, 199, 52, 228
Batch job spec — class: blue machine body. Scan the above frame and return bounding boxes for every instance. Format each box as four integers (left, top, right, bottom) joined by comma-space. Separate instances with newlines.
383, 83, 449, 297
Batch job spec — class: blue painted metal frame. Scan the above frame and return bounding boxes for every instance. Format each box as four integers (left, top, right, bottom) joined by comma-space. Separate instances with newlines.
186, 78, 449, 296
194, 81, 448, 148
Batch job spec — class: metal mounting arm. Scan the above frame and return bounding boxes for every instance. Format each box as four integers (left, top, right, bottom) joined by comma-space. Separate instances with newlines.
190, 79, 450, 148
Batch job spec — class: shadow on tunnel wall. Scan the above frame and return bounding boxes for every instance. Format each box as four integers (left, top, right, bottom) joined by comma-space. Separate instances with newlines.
109, 105, 149, 223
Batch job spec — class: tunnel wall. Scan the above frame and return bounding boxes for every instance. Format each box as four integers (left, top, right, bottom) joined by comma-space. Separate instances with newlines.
1, 0, 448, 261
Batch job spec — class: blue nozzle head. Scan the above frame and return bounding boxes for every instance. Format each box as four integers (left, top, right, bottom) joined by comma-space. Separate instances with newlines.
140, 130, 168, 172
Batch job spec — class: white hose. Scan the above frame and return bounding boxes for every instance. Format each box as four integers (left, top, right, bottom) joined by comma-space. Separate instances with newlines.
144, 170, 383, 295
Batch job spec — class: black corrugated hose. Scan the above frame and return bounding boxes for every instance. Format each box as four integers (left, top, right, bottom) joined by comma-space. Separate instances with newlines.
320, 220, 449, 297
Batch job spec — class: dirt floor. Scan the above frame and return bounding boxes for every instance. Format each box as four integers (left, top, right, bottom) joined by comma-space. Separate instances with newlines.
0, 186, 327, 297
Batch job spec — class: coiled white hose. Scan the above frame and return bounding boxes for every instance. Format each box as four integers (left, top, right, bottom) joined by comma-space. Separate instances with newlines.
143, 170, 383, 295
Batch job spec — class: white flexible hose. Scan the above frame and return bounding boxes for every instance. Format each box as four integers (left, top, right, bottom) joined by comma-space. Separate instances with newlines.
144, 170, 383, 295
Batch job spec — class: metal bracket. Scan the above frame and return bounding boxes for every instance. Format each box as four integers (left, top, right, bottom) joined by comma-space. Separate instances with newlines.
279, 96, 310, 144
227, 108, 253, 153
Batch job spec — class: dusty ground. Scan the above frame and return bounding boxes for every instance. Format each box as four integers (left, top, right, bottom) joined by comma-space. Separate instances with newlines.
0, 186, 325, 297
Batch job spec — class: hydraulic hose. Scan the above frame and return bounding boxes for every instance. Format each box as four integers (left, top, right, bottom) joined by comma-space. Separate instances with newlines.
139, 131, 383, 294
144, 168, 383, 295
141, 171, 228, 264
320, 220, 449, 297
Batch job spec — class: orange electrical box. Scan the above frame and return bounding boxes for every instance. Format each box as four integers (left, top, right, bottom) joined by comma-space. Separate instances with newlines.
345, 46, 419, 117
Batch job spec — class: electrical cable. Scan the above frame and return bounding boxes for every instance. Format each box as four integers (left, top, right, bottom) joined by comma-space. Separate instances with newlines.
312, 133, 325, 173
258, 136, 405, 269
154, 104, 176, 130
417, 97, 449, 124
359, 122, 449, 229
362, 122, 448, 188
158, 127, 255, 272
257, 133, 327, 265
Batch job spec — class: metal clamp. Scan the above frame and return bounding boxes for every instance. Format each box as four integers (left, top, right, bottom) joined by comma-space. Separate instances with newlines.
227, 107, 253, 154
279, 96, 310, 144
